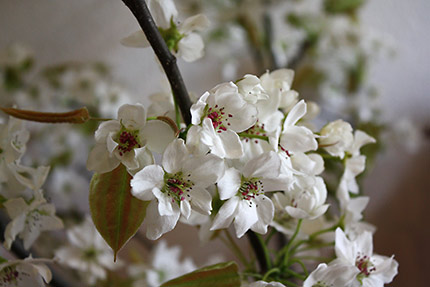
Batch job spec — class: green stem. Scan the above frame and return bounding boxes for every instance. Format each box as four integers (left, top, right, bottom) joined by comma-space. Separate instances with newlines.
262, 267, 279, 281
285, 269, 306, 280
289, 258, 309, 277
89, 117, 112, 121
279, 279, 301, 287
278, 219, 302, 266
265, 227, 277, 245
296, 241, 334, 253
247, 231, 271, 273
223, 230, 250, 268
238, 133, 269, 141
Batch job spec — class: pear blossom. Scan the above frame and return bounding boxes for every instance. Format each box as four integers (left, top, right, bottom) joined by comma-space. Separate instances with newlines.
342, 196, 376, 240
55, 218, 121, 285
0, 117, 50, 198
303, 263, 358, 287
131, 139, 224, 240
188, 82, 258, 158
279, 100, 318, 154
236, 74, 269, 104
121, 0, 209, 62
259, 69, 299, 116
337, 130, 375, 204
272, 177, 329, 220
332, 228, 398, 287
3, 191, 63, 250
0, 257, 52, 287
211, 151, 287, 238
87, 103, 175, 174
319, 119, 354, 158
128, 240, 196, 287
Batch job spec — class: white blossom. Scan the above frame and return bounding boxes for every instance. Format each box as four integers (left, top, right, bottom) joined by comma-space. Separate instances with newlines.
272, 177, 328, 220
332, 228, 398, 287
4, 191, 63, 250
337, 130, 375, 204
87, 103, 174, 174
319, 119, 354, 159
0, 257, 52, 287
121, 0, 209, 62
211, 151, 287, 238
279, 100, 318, 154
131, 139, 224, 240
188, 82, 257, 159
303, 263, 358, 287
55, 218, 121, 285
128, 240, 196, 287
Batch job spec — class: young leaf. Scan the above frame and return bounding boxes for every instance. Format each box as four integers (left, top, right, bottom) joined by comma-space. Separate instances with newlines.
89, 164, 148, 260
161, 261, 241, 287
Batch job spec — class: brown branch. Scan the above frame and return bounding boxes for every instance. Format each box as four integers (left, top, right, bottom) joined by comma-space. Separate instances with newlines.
122, 0, 192, 125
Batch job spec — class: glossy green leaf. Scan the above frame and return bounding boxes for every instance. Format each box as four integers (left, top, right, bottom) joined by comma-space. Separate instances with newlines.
89, 164, 148, 260
161, 261, 241, 287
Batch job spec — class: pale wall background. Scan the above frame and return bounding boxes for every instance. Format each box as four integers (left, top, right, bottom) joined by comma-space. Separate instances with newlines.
1, 0, 429, 286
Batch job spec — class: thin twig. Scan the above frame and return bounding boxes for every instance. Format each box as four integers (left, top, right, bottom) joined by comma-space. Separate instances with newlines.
122, 0, 192, 125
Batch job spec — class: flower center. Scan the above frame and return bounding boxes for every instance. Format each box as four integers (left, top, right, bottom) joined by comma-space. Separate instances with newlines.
356, 254, 375, 278
117, 129, 141, 156
83, 247, 99, 261
0, 266, 19, 285
242, 121, 267, 144
206, 105, 232, 133
238, 178, 264, 202
163, 172, 193, 204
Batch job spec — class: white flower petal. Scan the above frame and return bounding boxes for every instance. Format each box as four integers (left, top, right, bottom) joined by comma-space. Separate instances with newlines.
141, 120, 176, 154
188, 187, 212, 215
211, 197, 239, 230
179, 14, 210, 33
177, 33, 204, 62
87, 143, 119, 174
131, 165, 164, 201
121, 30, 150, 48
162, 139, 188, 174
145, 200, 180, 240
233, 199, 258, 238
217, 168, 241, 200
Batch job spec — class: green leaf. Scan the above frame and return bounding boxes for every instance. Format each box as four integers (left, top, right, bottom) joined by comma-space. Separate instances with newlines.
89, 164, 149, 260
161, 261, 241, 287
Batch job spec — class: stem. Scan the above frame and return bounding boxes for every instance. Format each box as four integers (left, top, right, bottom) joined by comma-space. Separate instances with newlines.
238, 14, 265, 73
265, 227, 277, 245
278, 219, 302, 266
89, 117, 112, 121
238, 133, 269, 141
285, 269, 306, 280
279, 279, 301, 287
222, 230, 250, 268
246, 231, 270, 273
289, 258, 309, 277
262, 267, 279, 281
122, 0, 192, 125
263, 12, 278, 70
